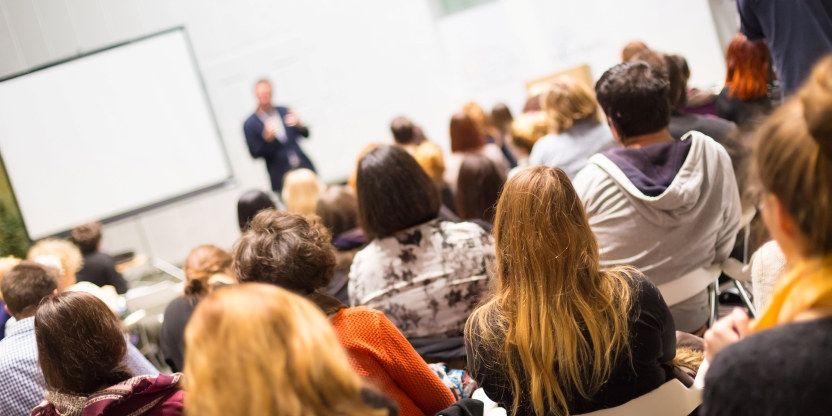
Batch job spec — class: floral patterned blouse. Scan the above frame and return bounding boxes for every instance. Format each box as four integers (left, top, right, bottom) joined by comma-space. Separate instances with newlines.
348, 219, 495, 338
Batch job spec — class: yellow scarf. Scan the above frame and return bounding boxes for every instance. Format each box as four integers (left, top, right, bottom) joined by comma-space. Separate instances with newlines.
753, 256, 832, 331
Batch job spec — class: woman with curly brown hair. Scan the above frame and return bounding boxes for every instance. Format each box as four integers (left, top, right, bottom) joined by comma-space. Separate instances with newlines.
233, 209, 455, 416
160, 245, 235, 372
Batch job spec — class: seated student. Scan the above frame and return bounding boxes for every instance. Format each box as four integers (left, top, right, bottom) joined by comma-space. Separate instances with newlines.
508, 111, 548, 172
232, 210, 454, 416
574, 61, 741, 333
28, 238, 125, 314
70, 222, 129, 294
0, 262, 157, 415
390, 116, 424, 155
236, 189, 276, 231
184, 283, 398, 416
413, 141, 459, 219
455, 154, 506, 231
350, 145, 495, 339
281, 168, 325, 216
715, 33, 776, 129
529, 75, 615, 178
463, 101, 518, 168
160, 245, 235, 372
316, 186, 366, 305
31, 292, 182, 416
466, 166, 676, 415
0, 256, 21, 339
445, 112, 508, 193
658, 52, 740, 146
701, 56, 832, 416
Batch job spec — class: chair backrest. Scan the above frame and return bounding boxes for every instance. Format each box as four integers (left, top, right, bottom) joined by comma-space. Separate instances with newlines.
575, 379, 702, 416
658, 264, 722, 306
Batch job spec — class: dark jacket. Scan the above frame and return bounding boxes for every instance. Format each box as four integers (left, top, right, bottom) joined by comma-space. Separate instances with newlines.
243, 106, 315, 192
77, 251, 129, 294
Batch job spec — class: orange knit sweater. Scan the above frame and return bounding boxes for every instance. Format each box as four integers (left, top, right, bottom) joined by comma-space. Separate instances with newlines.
330, 307, 456, 416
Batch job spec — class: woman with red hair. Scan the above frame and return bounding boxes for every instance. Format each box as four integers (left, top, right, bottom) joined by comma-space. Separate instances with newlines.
716, 33, 775, 128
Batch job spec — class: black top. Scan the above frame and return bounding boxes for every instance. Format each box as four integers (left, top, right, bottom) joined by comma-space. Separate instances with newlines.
738, 0, 832, 96
714, 89, 773, 130
76, 251, 129, 294
160, 295, 199, 372
466, 276, 676, 415
701, 317, 832, 416
669, 113, 736, 147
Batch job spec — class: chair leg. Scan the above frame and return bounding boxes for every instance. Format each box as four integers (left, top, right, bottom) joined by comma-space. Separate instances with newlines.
708, 281, 719, 327
733, 280, 756, 318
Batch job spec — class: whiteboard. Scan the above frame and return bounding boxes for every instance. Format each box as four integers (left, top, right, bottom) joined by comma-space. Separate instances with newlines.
0, 29, 232, 239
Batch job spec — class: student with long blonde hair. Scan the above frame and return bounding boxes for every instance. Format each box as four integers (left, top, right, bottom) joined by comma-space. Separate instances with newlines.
281, 168, 325, 216
184, 283, 396, 416
466, 166, 676, 416
700, 56, 832, 415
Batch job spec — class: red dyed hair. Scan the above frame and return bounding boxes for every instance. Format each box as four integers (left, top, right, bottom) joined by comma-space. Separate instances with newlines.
450, 112, 485, 152
725, 33, 770, 100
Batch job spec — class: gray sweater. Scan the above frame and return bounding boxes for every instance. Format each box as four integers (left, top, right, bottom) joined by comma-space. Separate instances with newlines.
529, 120, 615, 178
574, 132, 742, 331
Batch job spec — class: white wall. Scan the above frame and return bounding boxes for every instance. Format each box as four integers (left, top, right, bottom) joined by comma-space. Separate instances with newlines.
0, 0, 728, 265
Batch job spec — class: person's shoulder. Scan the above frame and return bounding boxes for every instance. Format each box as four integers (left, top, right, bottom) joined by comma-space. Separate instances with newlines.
439, 220, 493, 243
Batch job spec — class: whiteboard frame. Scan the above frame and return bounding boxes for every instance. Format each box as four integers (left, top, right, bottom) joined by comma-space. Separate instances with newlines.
0, 26, 234, 241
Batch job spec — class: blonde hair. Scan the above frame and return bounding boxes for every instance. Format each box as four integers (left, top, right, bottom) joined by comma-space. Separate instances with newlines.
466, 166, 632, 416
281, 169, 324, 216
413, 141, 447, 184
541, 76, 600, 134
510, 112, 549, 154
755, 55, 832, 256
0, 257, 22, 300
183, 245, 234, 296
184, 283, 385, 416
27, 239, 83, 290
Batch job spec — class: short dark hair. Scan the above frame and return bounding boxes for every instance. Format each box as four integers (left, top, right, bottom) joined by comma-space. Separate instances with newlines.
1, 261, 58, 317
237, 190, 276, 231
233, 209, 336, 294
491, 103, 514, 131
35, 292, 131, 395
70, 222, 102, 255
390, 116, 417, 145
315, 186, 358, 238
356, 145, 441, 239
456, 155, 506, 224
666, 54, 690, 112
596, 61, 671, 140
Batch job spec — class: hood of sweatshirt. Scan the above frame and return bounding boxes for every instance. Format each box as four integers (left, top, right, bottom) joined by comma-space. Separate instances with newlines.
587, 131, 724, 227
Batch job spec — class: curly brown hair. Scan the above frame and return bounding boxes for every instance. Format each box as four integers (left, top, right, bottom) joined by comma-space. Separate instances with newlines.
232, 209, 336, 294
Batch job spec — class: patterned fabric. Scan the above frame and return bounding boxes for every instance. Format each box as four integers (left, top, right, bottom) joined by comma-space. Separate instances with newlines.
30, 374, 183, 416
428, 363, 478, 400
0, 318, 159, 416
349, 219, 495, 338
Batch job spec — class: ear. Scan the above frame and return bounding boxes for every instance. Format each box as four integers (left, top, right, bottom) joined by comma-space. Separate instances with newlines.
606, 116, 624, 145
3, 304, 11, 317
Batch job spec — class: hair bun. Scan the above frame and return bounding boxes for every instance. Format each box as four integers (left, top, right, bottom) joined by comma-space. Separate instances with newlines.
800, 56, 832, 158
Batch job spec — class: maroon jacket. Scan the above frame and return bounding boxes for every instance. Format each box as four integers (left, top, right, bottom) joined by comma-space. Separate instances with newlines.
31, 374, 183, 416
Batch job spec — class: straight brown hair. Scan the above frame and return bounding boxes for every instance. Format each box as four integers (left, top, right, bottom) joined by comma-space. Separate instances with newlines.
755, 55, 832, 256
36, 292, 130, 395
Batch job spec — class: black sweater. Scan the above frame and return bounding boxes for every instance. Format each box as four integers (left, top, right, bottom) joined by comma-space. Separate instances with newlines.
466, 276, 676, 415
701, 317, 832, 416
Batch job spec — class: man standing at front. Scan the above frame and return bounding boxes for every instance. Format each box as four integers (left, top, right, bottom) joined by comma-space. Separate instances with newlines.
243, 79, 316, 193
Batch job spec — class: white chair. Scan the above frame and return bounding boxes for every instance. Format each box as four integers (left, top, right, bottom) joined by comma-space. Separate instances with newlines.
575, 379, 701, 416
472, 381, 701, 416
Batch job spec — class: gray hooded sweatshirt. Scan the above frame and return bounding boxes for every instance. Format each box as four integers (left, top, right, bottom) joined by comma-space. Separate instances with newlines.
574, 131, 741, 331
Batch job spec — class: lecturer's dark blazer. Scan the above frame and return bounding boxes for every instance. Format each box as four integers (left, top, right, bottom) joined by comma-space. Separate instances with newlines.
243, 105, 315, 192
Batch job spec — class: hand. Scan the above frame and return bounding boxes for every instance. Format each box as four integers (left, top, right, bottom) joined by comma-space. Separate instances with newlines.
262, 122, 277, 142
284, 111, 302, 128
704, 308, 751, 361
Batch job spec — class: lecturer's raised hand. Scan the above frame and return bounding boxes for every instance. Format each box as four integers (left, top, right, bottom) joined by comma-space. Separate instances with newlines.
284, 110, 302, 128
262, 120, 277, 142
704, 308, 751, 362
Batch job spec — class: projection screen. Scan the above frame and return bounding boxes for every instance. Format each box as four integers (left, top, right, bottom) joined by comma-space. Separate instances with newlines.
0, 28, 231, 240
